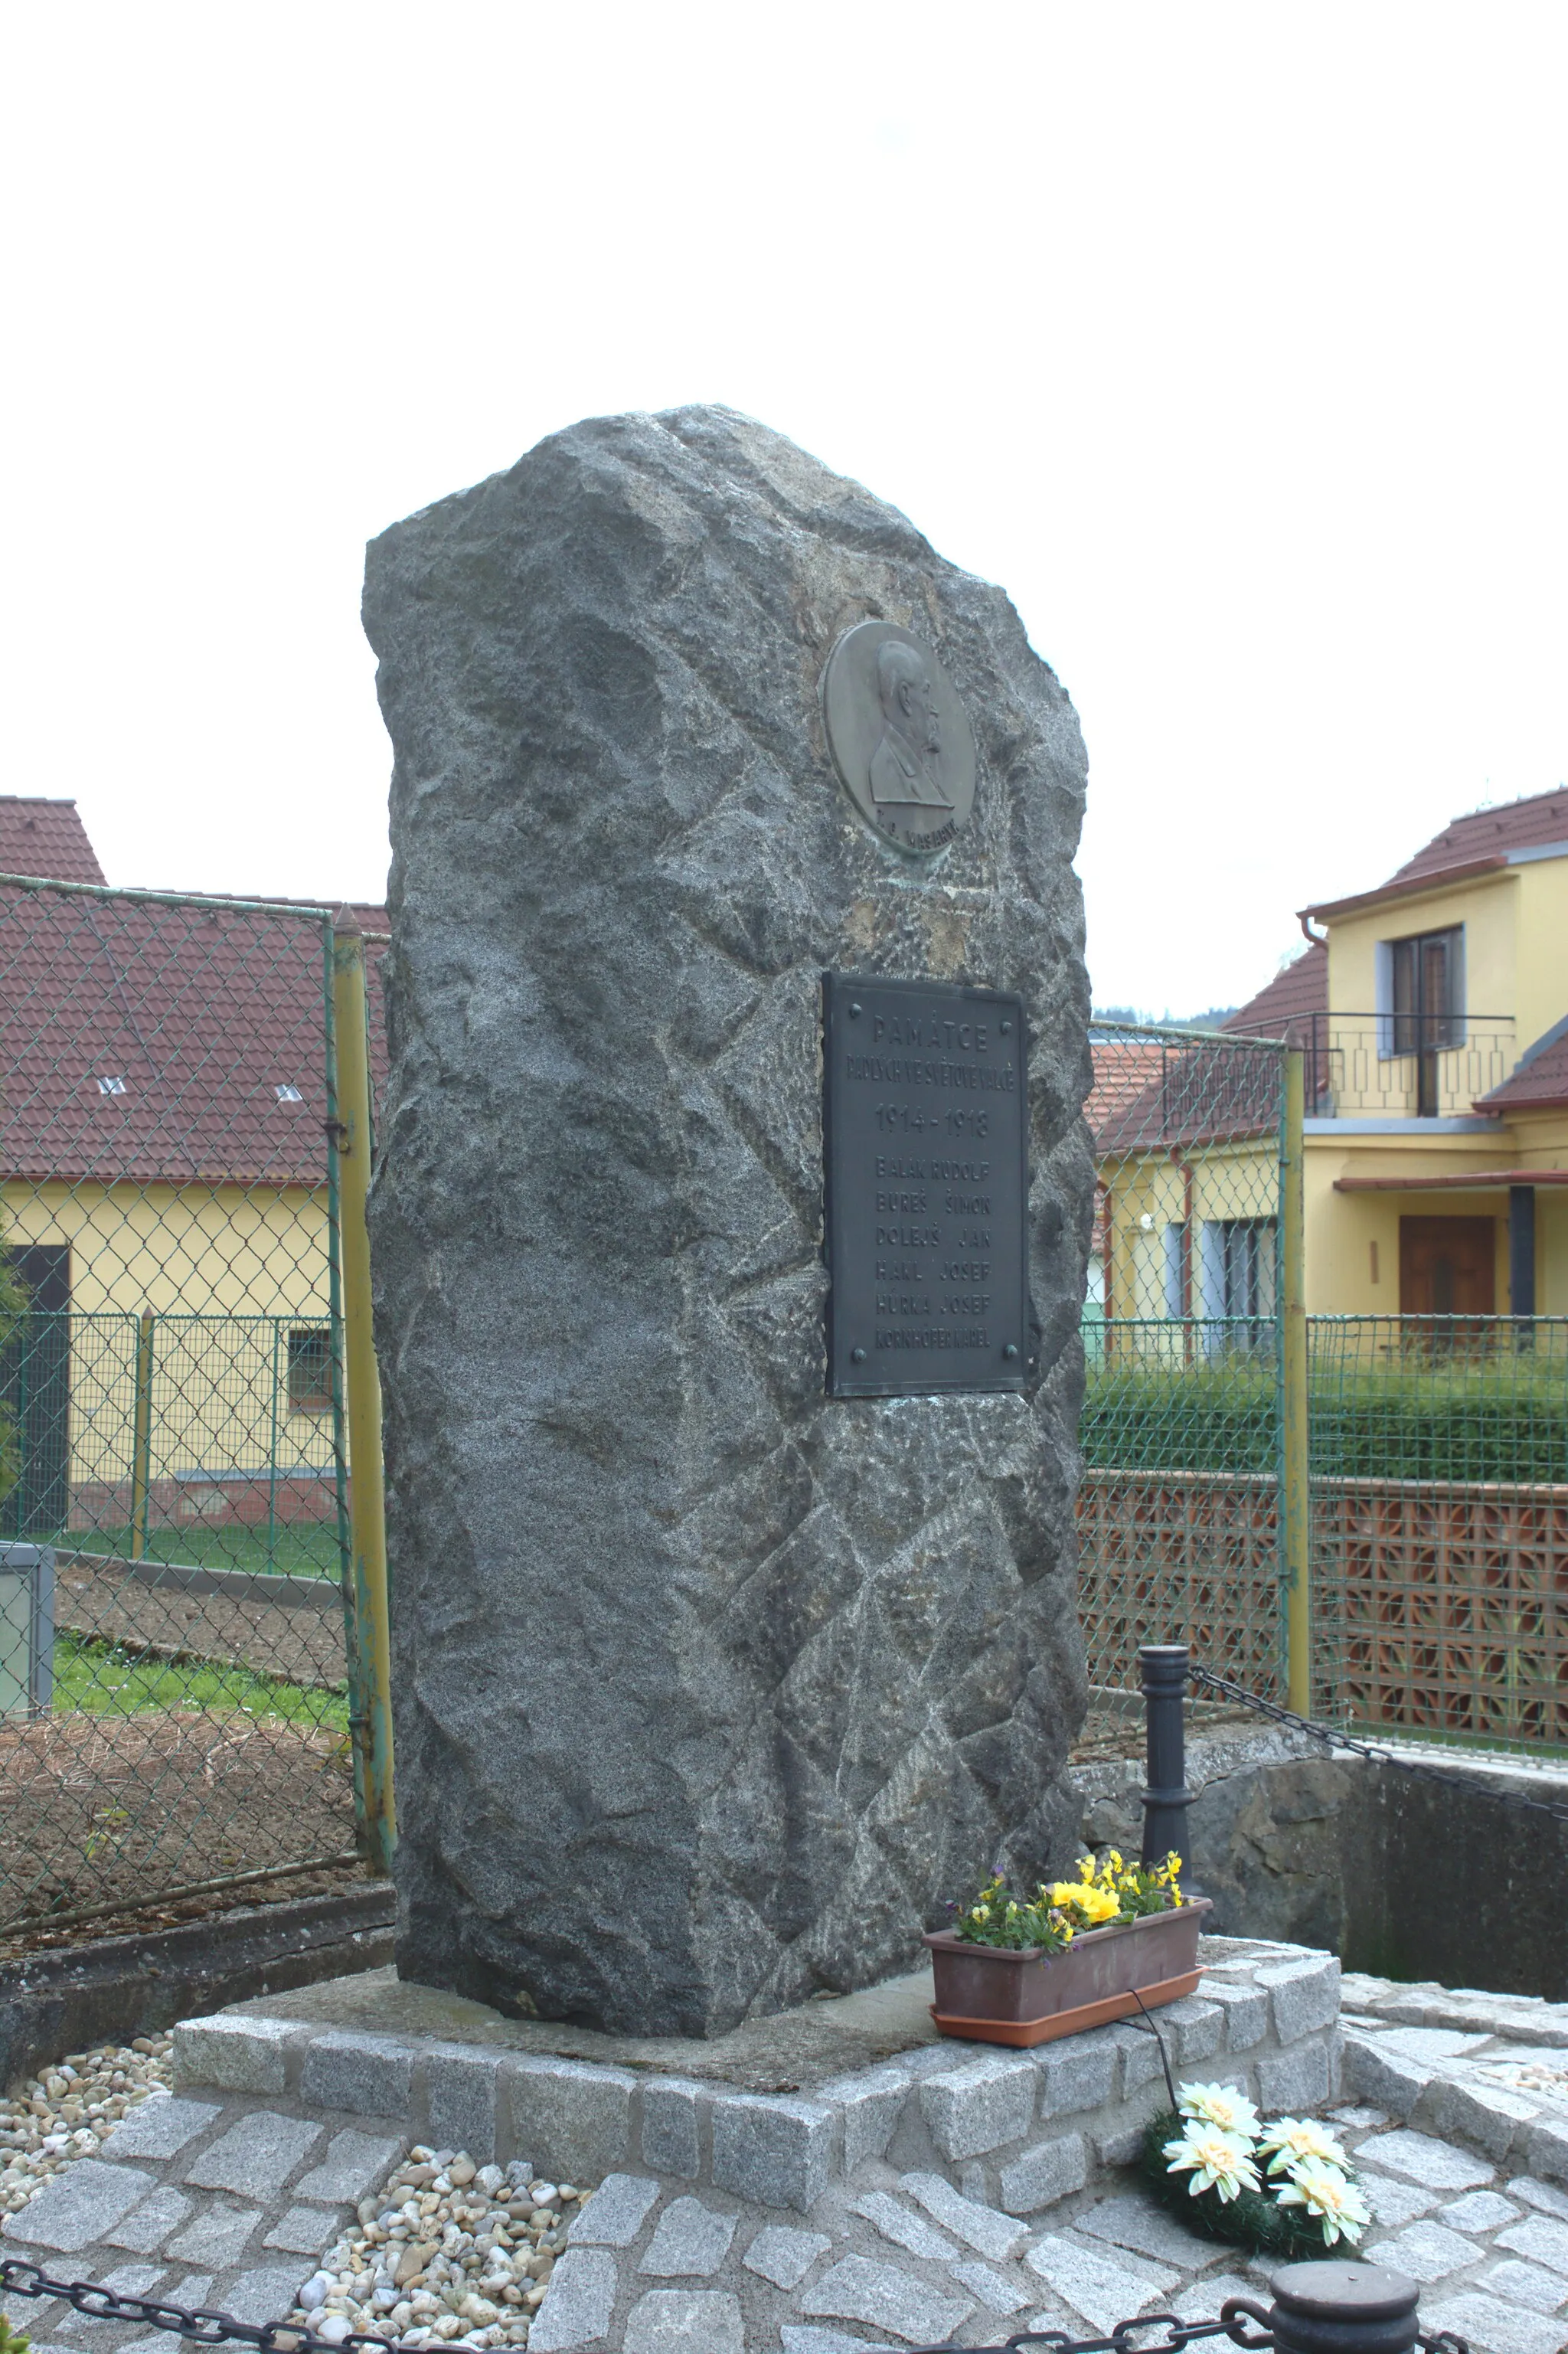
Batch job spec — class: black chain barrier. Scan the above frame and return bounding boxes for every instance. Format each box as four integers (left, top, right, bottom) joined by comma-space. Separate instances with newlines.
1187, 1663, 1568, 1828
1, 2258, 391, 2354
0, 2256, 1474, 2354
0, 2267, 1241, 2354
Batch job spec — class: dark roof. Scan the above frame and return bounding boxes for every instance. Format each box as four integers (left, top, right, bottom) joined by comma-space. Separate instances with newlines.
1223, 943, 1328, 1041
1476, 1015, 1568, 1115
0, 882, 388, 1187
0, 799, 107, 888
1303, 786, 1568, 924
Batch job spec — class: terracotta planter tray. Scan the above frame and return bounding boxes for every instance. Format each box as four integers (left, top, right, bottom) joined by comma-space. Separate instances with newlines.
931, 1960, 1204, 2046
925, 1897, 1210, 2039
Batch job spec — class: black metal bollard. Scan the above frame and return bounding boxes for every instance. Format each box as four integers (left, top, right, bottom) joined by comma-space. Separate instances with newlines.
1139, 1643, 1194, 1867
1223, 2262, 1421, 2354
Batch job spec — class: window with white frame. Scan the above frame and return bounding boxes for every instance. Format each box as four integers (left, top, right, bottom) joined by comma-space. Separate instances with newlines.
1200, 1217, 1277, 1349
1162, 1221, 1186, 1319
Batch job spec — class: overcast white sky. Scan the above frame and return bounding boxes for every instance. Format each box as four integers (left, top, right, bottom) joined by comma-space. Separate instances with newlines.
3, 4, 1563, 1015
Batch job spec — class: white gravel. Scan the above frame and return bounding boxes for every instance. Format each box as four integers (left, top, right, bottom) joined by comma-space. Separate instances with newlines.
2, 2048, 595, 2348
286, 2146, 592, 2350
0, 2033, 173, 2218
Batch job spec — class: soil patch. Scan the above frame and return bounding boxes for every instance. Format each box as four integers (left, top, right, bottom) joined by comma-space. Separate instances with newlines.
56, 1555, 347, 1691
0, 1709, 357, 1937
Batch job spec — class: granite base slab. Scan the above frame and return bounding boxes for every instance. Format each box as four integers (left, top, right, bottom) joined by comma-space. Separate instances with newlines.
171, 1937, 1342, 2218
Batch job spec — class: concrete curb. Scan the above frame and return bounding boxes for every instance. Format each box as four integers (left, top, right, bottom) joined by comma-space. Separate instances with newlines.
60, 1551, 344, 1610
2, 1882, 395, 2091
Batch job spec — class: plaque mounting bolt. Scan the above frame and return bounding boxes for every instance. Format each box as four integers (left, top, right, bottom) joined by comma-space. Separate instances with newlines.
849, 1002, 862, 1018
1000, 1018, 1012, 1034
1002, 1342, 1018, 1360
851, 1345, 867, 1363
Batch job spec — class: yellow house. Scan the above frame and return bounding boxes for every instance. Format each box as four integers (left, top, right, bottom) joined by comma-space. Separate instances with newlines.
1096, 783, 1568, 1320
0, 796, 385, 1545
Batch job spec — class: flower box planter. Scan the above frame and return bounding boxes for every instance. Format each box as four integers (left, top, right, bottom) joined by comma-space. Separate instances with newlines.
924, 1898, 1212, 2048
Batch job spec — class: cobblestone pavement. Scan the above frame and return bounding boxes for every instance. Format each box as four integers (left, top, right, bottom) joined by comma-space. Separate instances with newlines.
7, 2084, 1568, 2354
1341, 1970, 1568, 2184
6, 1967, 1568, 2354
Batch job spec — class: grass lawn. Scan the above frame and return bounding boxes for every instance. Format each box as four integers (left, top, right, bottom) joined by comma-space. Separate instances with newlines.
64, 1523, 344, 1580
54, 1630, 350, 1734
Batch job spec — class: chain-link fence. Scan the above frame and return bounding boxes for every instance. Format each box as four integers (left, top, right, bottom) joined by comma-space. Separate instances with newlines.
1082, 1021, 1567, 1758
1080, 1022, 1291, 1718
0, 878, 383, 1938
1310, 1314, 1568, 1754
8, 938, 1554, 1939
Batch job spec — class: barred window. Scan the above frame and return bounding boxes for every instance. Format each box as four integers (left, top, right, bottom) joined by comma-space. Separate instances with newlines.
287, 1326, 332, 1412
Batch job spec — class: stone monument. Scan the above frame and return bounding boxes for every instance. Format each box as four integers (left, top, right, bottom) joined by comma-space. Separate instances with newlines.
362, 405, 1093, 2038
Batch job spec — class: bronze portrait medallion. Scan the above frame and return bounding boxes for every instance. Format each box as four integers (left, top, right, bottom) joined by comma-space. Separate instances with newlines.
821, 621, 978, 854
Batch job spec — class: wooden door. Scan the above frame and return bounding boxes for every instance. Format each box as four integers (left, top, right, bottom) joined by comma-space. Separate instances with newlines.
1399, 1216, 1495, 1316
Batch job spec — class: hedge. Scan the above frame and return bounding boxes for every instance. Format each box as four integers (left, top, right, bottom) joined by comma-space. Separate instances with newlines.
1083, 1358, 1568, 1486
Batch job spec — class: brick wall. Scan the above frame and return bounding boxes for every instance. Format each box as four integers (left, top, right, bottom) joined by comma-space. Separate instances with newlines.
1077, 1467, 1568, 1745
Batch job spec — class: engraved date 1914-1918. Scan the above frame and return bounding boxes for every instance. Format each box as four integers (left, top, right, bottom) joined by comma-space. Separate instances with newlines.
874, 1102, 990, 1136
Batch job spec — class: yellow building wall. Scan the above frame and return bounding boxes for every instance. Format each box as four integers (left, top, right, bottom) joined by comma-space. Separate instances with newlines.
1501, 858, 1568, 1052
1325, 854, 1568, 1079
1326, 872, 1517, 1025
1305, 1149, 1374, 1313
1301, 1127, 1530, 1313
1, 1180, 335, 1496
1100, 1139, 1281, 1352
1308, 1189, 1485, 1314
1537, 1193, 1568, 1313
2, 1182, 332, 1316
1321, 873, 1518, 1117
1504, 1108, 1568, 1167
1105, 1128, 1566, 1318
1098, 857, 1568, 1322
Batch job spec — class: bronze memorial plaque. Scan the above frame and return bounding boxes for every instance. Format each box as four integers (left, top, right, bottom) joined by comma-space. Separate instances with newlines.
820, 621, 978, 853
823, 973, 1030, 1398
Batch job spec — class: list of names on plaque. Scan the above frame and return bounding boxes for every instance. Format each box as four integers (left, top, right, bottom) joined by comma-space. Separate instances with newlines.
822, 972, 1030, 1398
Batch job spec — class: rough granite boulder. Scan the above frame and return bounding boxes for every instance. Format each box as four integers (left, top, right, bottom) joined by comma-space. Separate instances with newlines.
362, 404, 1093, 2037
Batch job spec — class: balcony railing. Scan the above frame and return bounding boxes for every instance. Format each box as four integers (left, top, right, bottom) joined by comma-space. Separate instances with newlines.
1272, 1012, 1517, 1120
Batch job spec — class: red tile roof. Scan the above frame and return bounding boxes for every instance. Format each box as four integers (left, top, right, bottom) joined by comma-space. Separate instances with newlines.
1091, 1031, 1280, 1154
1384, 786, 1568, 887
0, 883, 388, 1187
1087, 1041, 1167, 1147
1303, 786, 1568, 923
1223, 943, 1328, 1041
0, 799, 107, 888
1475, 1018, 1568, 1115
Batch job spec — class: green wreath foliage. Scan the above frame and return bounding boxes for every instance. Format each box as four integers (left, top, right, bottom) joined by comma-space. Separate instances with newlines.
1139, 2111, 1356, 2261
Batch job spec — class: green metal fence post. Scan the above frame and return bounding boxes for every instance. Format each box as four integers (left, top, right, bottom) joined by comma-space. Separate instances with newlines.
129, 1309, 155, 1562
266, 1316, 281, 1578
1281, 1048, 1310, 1712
